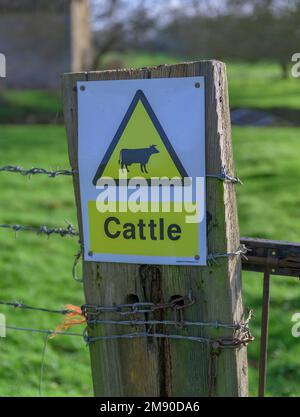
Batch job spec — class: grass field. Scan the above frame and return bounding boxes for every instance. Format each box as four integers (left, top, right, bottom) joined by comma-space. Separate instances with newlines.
0, 124, 300, 396
0, 90, 62, 123
1, 53, 300, 124
101, 52, 300, 110
234, 127, 300, 396
0, 126, 91, 396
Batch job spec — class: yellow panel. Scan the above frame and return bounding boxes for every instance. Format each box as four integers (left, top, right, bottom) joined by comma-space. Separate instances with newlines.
88, 201, 199, 258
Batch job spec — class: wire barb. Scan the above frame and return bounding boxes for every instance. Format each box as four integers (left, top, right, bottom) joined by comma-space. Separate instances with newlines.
206, 166, 243, 185
2, 324, 83, 337
0, 222, 79, 238
82, 296, 254, 349
84, 328, 254, 349
86, 318, 243, 330
0, 300, 71, 315
82, 294, 195, 318
0, 165, 76, 178
207, 244, 249, 266
0, 297, 254, 371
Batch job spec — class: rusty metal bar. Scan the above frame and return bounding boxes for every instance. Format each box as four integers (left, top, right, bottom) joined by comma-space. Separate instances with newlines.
258, 268, 271, 397
241, 237, 300, 278
240, 238, 300, 397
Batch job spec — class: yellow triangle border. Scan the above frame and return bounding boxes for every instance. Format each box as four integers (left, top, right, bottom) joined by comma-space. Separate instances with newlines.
92, 89, 188, 185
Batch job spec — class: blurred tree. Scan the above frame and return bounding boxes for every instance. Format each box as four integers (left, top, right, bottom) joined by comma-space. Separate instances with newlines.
91, 0, 126, 68
92, 0, 300, 77
157, 0, 300, 78
91, 0, 208, 68
226, 0, 300, 77
91, 0, 157, 69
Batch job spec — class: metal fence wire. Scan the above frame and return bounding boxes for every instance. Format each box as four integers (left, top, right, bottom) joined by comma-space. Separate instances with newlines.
1, 164, 299, 397
0, 296, 254, 397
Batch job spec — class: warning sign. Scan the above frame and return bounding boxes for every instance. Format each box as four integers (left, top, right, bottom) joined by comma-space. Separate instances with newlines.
93, 90, 188, 184
78, 77, 206, 265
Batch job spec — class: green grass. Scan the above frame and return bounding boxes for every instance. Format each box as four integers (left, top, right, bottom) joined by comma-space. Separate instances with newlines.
101, 52, 300, 110
2, 53, 300, 124
0, 51, 299, 397
0, 125, 91, 397
235, 127, 300, 241
0, 90, 62, 123
234, 127, 300, 396
0, 124, 300, 396
227, 61, 300, 110
100, 51, 181, 69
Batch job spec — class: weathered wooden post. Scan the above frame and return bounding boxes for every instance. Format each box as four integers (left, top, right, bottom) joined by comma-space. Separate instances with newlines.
63, 61, 249, 397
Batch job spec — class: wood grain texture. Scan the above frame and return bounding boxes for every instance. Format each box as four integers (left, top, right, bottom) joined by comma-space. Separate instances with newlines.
62, 61, 248, 397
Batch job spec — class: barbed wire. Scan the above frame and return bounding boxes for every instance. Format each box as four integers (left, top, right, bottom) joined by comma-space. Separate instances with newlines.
207, 244, 249, 266
83, 329, 254, 349
86, 318, 244, 331
83, 309, 254, 349
0, 301, 253, 396
0, 300, 71, 315
82, 294, 195, 318
2, 324, 83, 337
3, 323, 251, 347
0, 297, 253, 338
0, 165, 241, 184
0, 222, 79, 238
82, 296, 254, 348
0, 165, 76, 178
0, 224, 248, 265
206, 166, 243, 185
0, 297, 251, 332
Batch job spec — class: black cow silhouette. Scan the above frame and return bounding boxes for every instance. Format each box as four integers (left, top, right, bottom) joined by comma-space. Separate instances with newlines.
118, 145, 159, 173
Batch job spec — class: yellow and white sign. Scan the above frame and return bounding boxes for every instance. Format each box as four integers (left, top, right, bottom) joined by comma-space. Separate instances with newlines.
78, 77, 206, 265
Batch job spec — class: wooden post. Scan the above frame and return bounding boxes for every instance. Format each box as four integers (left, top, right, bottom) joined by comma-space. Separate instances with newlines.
63, 61, 248, 397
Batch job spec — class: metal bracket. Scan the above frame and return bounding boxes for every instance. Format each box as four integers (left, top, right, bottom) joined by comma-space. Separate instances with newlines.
241, 237, 300, 278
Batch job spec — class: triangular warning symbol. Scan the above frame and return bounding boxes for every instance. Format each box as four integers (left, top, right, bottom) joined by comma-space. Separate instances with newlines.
93, 89, 188, 185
